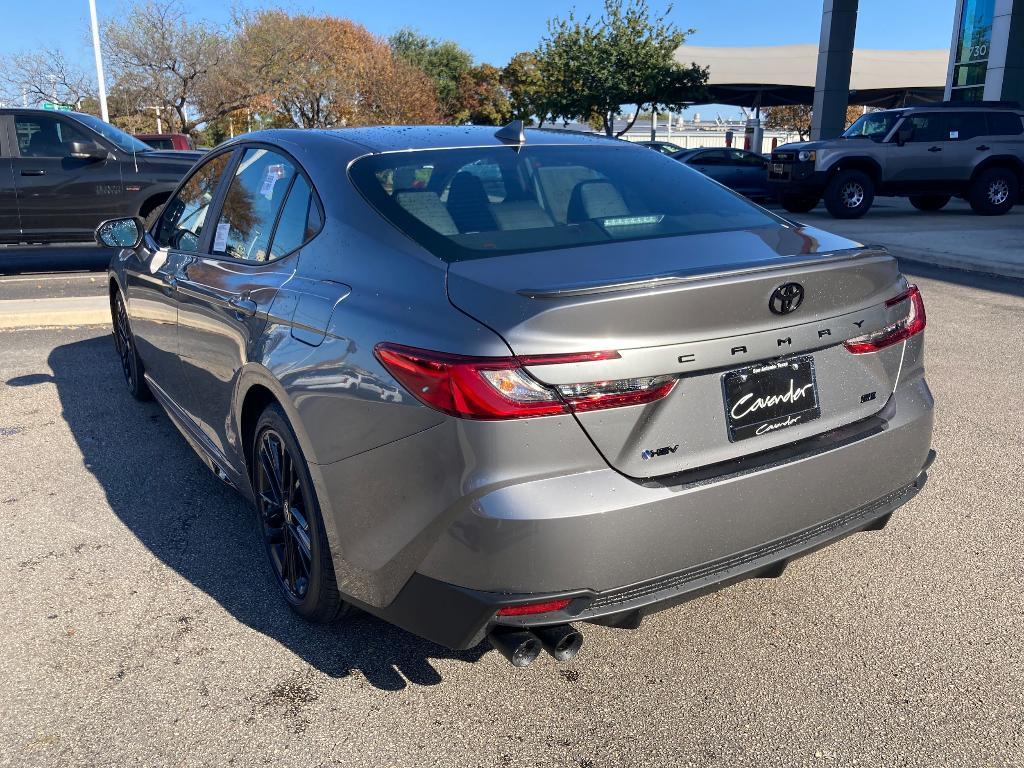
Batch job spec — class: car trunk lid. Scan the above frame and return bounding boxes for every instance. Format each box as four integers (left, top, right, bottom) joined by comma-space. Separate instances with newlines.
446, 224, 909, 478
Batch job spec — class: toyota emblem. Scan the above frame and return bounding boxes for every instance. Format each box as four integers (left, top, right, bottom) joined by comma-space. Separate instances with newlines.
769, 283, 805, 315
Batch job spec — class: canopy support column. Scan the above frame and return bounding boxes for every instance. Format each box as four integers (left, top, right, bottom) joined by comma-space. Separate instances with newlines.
812, 0, 859, 140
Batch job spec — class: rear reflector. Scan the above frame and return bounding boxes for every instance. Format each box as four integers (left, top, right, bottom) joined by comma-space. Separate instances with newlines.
845, 285, 926, 354
496, 599, 571, 617
374, 343, 676, 420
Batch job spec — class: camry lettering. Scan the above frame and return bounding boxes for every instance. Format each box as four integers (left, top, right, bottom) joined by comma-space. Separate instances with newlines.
730, 379, 815, 421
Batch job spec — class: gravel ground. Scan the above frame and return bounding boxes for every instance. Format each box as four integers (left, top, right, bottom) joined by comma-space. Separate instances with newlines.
0, 270, 1021, 767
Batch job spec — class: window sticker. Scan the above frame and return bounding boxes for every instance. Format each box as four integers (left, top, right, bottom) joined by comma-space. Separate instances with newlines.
260, 164, 287, 199
213, 221, 231, 252
950, 130, 960, 139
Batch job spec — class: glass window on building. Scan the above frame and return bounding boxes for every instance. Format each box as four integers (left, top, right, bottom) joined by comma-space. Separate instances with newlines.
951, 0, 996, 102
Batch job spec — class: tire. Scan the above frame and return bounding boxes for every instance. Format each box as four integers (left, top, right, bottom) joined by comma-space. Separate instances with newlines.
909, 194, 951, 212
968, 167, 1018, 215
252, 404, 348, 624
111, 290, 151, 401
780, 194, 819, 214
139, 195, 168, 232
824, 169, 875, 219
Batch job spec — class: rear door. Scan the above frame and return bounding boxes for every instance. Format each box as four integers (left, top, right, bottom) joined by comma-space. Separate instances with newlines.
10, 113, 124, 239
933, 112, 988, 183
687, 150, 735, 187
0, 115, 20, 239
176, 145, 320, 458
726, 149, 769, 197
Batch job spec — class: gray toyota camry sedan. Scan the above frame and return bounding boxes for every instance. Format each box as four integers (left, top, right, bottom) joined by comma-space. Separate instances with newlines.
98, 123, 935, 667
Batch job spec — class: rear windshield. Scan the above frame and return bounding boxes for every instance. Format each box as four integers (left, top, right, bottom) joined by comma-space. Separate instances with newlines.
349, 145, 780, 262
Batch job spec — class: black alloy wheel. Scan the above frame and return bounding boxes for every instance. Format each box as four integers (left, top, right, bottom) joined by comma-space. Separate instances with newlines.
112, 291, 151, 401
256, 427, 313, 602
253, 405, 346, 622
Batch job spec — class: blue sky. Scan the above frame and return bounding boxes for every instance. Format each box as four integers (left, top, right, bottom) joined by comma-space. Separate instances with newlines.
6, 0, 957, 117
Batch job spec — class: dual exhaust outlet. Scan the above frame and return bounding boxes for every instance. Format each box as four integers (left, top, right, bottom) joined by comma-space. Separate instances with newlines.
488, 624, 583, 667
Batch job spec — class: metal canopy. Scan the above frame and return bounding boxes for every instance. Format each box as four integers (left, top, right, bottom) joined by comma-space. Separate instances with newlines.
676, 44, 948, 108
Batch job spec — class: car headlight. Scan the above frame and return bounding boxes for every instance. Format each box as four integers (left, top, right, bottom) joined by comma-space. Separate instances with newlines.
798, 150, 816, 162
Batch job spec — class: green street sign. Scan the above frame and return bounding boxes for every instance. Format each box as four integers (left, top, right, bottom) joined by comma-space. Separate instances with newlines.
42, 101, 73, 112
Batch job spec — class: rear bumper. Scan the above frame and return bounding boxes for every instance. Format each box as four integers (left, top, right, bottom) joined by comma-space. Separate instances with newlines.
364, 455, 933, 650
356, 375, 935, 649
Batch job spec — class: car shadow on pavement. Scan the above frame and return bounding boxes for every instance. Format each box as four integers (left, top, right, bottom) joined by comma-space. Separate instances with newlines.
10, 334, 487, 690
897, 259, 1024, 299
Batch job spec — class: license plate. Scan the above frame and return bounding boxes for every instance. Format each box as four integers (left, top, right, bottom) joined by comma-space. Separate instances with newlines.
722, 356, 820, 442
770, 163, 788, 178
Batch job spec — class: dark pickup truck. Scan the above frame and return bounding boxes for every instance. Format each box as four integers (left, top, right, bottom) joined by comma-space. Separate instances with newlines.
0, 109, 201, 244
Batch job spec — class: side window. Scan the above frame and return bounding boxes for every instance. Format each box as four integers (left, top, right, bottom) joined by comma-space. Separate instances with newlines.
947, 113, 987, 141
212, 148, 297, 262
692, 151, 726, 166
988, 112, 1024, 136
154, 152, 232, 252
14, 115, 91, 157
905, 114, 953, 143
729, 150, 765, 167
267, 175, 321, 260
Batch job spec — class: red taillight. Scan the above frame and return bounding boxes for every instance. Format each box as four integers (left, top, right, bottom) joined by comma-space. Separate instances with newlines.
844, 285, 926, 354
374, 343, 676, 420
496, 599, 571, 617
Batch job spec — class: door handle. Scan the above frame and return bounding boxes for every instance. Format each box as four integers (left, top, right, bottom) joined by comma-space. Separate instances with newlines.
927, 146, 942, 152
20, 169, 46, 176
977, 144, 991, 151
228, 296, 258, 318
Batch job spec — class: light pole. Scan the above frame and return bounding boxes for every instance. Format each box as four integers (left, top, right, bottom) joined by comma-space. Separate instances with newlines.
148, 106, 162, 133
88, 0, 109, 121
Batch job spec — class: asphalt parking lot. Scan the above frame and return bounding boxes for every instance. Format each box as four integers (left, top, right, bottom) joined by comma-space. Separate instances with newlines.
1, 265, 1022, 767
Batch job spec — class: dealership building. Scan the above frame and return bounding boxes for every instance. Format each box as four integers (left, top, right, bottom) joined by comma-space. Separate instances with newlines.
674, 0, 1024, 143
814, 0, 1023, 136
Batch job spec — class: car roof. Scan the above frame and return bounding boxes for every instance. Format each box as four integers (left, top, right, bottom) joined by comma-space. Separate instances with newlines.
0, 108, 91, 117
233, 125, 625, 154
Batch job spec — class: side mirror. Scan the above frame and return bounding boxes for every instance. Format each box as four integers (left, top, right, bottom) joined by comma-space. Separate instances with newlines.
95, 217, 144, 249
895, 127, 914, 147
69, 140, 107, 161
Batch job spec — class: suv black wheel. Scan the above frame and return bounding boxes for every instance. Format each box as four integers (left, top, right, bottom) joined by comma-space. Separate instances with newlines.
780, 194, 819, 213
824, 170, 874, 219
253, 404, 348, 624
909, 194, 951, 212
111, 290, 151, 401
968, 167, 1018, 215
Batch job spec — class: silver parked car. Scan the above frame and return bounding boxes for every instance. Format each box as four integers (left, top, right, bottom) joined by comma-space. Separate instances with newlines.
99, 123, 935, 667
769, 101, 1024, 218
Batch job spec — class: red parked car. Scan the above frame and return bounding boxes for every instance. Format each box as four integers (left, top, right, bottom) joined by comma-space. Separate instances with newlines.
134, 133, 194, 151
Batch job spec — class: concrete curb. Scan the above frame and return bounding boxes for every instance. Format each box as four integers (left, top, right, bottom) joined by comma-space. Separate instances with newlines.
0, 296, 109, 329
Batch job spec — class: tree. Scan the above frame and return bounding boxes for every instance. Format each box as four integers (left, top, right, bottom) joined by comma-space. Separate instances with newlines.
245, 12, 438, 128
501, 52, 551, 126
536, 0, 707, 137
764, 104, 865, 140
0, 48, 94, 109
457, 64, 511, 125
101, 0, 308, 137
389, 28, 473, 122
